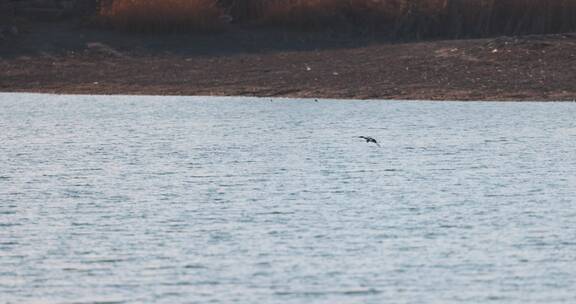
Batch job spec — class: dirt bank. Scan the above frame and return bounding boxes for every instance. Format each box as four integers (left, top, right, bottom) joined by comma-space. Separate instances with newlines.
1, 22, 575, 101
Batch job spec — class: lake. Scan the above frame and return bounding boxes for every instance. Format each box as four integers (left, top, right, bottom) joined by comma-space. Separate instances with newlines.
1, 93, 576, 303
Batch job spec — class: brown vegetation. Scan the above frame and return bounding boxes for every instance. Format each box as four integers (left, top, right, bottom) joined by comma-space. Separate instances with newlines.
98, 0, 225, 32
254, 0, 576, 37
256, 0, 403, 31
96, 0, 576, 38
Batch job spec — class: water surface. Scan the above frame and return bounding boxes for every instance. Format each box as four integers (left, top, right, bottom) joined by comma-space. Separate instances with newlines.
1, 93, 576, 303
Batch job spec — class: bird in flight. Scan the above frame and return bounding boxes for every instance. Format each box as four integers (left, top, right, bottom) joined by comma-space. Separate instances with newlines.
358, 136, 381, 147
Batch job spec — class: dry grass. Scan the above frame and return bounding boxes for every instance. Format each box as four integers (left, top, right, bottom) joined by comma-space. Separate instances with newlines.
253, 0, 576, 37
98, 0, 225, 32
251, 0, 405, 30
97, 0, 576, 38
437, 0, 576, 38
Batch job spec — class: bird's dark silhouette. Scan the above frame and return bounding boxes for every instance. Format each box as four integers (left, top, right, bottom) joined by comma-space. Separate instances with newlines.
358, 136, 381, 147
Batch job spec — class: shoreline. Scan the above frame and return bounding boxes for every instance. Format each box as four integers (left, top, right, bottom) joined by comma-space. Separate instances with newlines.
2, 92, 573, 103
1, 22, 576, 101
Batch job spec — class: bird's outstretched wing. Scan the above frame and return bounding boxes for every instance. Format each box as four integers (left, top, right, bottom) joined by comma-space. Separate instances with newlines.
357, 136, 381, 147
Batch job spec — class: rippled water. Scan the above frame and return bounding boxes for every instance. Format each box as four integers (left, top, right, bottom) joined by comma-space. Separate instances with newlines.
1, 93, 576, 303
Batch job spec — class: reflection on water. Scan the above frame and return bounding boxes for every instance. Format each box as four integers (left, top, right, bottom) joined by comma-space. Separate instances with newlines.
1, 93, 576, 303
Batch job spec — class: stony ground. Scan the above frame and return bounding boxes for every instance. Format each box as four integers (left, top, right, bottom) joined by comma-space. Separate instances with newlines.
1, 22, 575, 101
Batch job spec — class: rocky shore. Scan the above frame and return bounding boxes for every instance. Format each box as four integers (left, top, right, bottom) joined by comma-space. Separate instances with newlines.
1, 20, 575, 101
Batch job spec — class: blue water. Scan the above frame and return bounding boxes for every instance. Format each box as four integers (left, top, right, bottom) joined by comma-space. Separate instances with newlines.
1, 93, 576, 303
